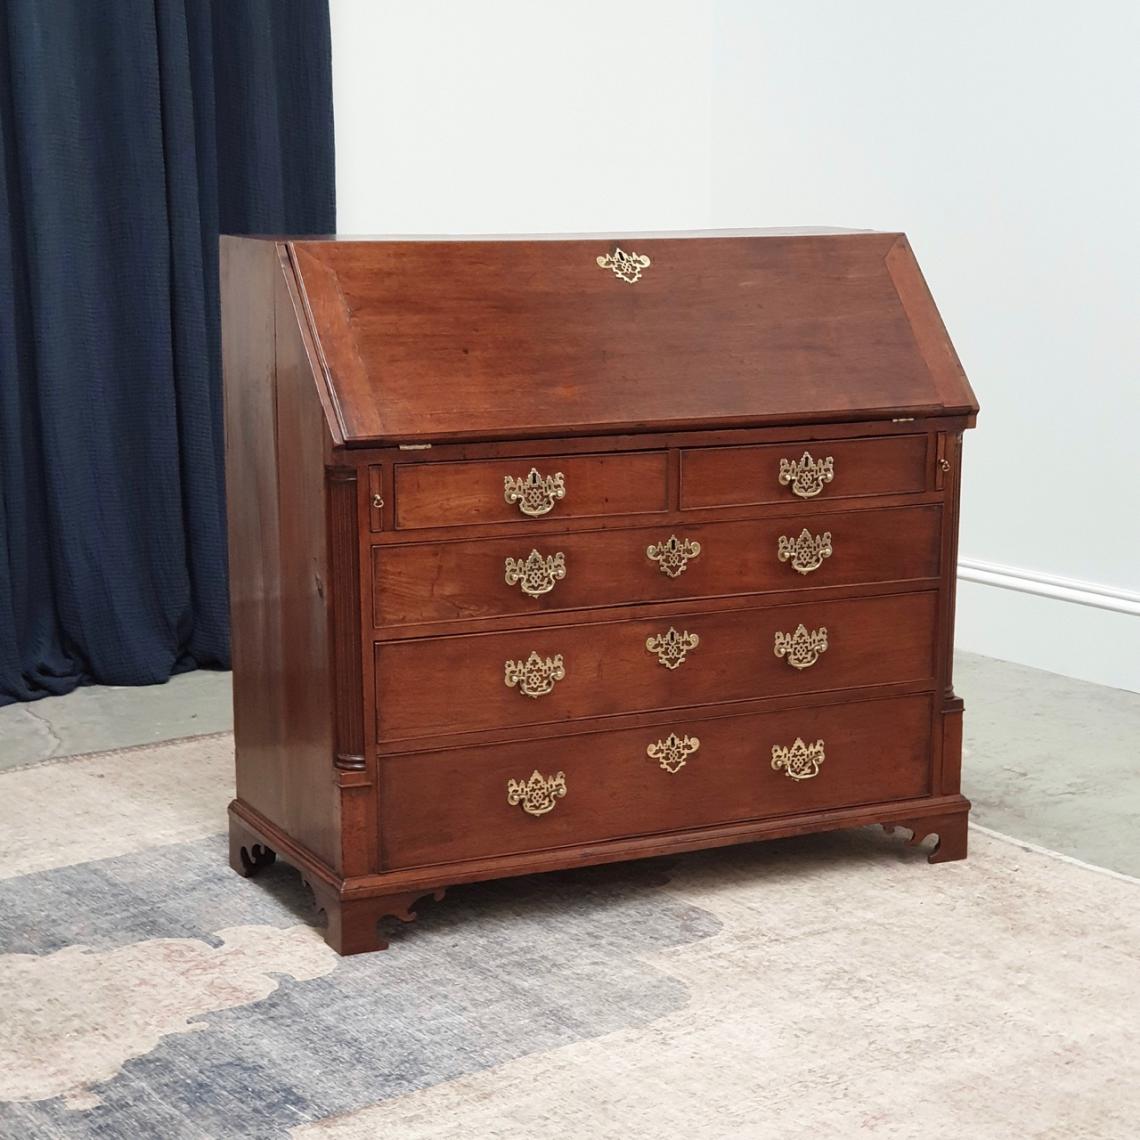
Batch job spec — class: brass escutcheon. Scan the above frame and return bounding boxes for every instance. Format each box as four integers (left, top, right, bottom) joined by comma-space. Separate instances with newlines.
647, 534, 701, 578
778, 451, 835, 499
504, 652, 566, 698
503, 468, 566, 517
777, 528, 833, 575
596, 247, 651, 284
507, 770, 567, 816
773, 623, 829, 670
647, 732, 701, 774
771, 737, 826, 780
505, 550, 567, 598
646, 627, 699, 670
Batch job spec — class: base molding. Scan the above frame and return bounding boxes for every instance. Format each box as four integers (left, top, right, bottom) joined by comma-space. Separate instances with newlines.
958, 557, 1140, 616
957, 560, 1139, 691
229, 793, 971, 955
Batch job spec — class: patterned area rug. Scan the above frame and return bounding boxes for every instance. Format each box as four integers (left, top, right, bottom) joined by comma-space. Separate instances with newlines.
1, 734, 1137, 1139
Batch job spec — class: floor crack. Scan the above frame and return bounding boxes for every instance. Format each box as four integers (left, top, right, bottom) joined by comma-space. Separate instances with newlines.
24, 705, 65, 759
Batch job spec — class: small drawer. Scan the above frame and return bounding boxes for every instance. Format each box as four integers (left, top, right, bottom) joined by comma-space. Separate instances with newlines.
680, 434, 929, 509
374, 590, 938, 742
393, 451, 668, 530
379, 693, 934, 868
372, 504, 942, 627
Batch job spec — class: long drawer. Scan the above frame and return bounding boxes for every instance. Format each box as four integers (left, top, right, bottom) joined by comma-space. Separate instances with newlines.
374, 590, 938, 742
372, 504, 941, 627
380, 693, 934, 868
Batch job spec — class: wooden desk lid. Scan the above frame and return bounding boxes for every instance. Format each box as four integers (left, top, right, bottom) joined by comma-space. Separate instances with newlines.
283, 230, 977, 445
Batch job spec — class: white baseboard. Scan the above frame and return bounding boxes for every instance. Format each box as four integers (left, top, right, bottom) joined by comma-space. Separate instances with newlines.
958, 558, 1140, 617
955, 559, 1140, 692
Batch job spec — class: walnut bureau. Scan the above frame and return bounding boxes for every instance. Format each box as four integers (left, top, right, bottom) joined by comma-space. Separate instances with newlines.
221, 230, 978, 954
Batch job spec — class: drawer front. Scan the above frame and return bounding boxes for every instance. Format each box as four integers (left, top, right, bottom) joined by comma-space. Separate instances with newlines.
372, 504, 941, 627
380, 693, 934, 868
394, 451, 668, 529
375, 591, 937, 741
681, 434, 929, 509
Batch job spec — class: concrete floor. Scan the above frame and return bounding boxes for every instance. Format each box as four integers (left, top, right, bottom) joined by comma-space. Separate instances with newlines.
1, 652, 1136, 876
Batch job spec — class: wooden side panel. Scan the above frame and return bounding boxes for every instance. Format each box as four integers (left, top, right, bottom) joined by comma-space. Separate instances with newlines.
271, 257, 340, 867
220, 236, 340, 871
222, 239, 286, 830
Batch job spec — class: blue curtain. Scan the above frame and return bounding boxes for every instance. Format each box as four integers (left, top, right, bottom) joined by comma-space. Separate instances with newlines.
0, 1, 335, 705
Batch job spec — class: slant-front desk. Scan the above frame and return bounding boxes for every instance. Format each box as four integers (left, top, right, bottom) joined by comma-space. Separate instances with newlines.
221, 230, 978, 954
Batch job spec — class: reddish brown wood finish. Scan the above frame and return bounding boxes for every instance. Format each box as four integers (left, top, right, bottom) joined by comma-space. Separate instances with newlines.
289, 232, 977, 444
380, 693, 934, 869
223, 239, 340, 869
222, 240, 285, 832
680, 433, 930, 509
222, 231, 976, 955
394, 451, 668, 529
371, 503, 943, 627
375, 591, 938, 742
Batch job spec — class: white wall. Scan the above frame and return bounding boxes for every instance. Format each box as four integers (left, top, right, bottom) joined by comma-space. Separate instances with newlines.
331, 1, 1140, 691
331, 0, 713, 235
708, 1, 1140, 691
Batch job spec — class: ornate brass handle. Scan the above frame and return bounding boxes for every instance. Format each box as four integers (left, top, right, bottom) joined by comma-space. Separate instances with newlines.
773, 623, 829, 670
505, 550, 566, 598
778, 451, 834, 499
503, 468, 566, 517
771, 737, 825, 780
647, 732, 700, 773
596, 247, 651, 284
507, 770, 567, 816
777, 528, 833, 575
647, 534, 701, 578
646, 627, 699, 670
504, 652, 565, 698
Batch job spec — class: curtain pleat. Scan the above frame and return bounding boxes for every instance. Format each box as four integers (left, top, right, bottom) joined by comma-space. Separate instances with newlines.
0, 0, 335, 704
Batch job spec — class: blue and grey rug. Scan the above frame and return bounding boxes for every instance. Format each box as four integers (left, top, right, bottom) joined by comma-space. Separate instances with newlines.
1, 734, 1137, 1139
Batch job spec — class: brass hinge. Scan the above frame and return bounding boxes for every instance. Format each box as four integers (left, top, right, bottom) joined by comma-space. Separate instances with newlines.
398, 443, 432, 450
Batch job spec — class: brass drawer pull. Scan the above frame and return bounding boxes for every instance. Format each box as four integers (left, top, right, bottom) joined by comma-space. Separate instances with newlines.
778, 451, 834, 499
777, 528, 833, 575
504, 652, 565, 698
647, 732, 700, 773
646, 627, 699, 670
773, 623, 829, 670
596, 247, 651, 284
503, 468, 566, 517
507, 769, 567, 816
505, 549, 567, 598
647, 534, 701, 578
771, 737, 825, 780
